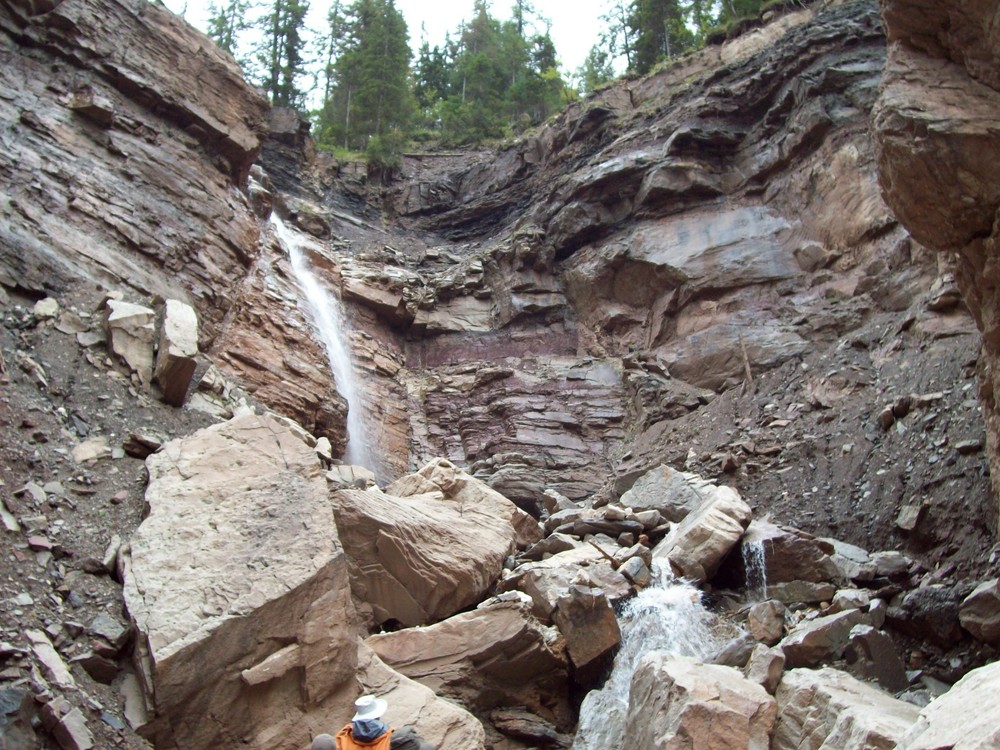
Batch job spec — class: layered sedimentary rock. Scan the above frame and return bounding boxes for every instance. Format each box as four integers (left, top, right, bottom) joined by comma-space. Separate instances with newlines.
873, 0, 1000, 527
122, 413, 358, 750
0, 0, 267, 340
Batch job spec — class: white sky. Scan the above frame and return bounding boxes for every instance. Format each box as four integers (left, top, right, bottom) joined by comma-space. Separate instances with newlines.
162, 0, 611, 76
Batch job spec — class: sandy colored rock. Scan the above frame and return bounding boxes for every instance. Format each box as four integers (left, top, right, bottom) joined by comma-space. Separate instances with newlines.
625, 654, 777, 750
747, 600, 785, 646
366, 599, 571, 728
154, 299, 198, 406
652, 478, 752, 583
332, 475, 522, 627
122, 413, 358, 750
780, 609, 868, 668
354, 641, 486, 750
897, 660, 1000, 750
499, 544, 631, 622
959, 578, 1000, 644
774, 667, 919, 750
743, 643, 785, 695
552, 584, 621, 684
106, 300, 156, 384
619, 464, 714, 523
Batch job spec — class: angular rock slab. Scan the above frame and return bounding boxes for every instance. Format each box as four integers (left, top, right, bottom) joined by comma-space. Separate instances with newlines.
106, 300, 155, 384
740, 520, 841, 585
333, 462, 527, 627
386, 457, 542, 549
897, 660, 1000, 750
154, 299, 198, 406
354, 641, 486, 750
773, 667, 919, 750
780, 609, 867, 668
625, 655, 777, 750
618, 464, 712, 522
365, 599, 571, 728
552, 584, 621, 686
652, 477, 752, 583
959, 578, 1000, 644
122, 413, 357, 750
499, 544, 631, 623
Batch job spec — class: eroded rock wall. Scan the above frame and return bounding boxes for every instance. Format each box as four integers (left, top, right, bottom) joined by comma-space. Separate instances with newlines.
873, 0, 1000, 529
0, 0, 268, 342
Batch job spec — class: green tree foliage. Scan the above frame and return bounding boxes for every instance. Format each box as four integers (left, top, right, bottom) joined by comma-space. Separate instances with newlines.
206, 0, 250, 56
425, 0, 568, 145
629, 0, 696, 74
316, 0, 415, 161
255, 0, 310, 107
576, 45, 615, 94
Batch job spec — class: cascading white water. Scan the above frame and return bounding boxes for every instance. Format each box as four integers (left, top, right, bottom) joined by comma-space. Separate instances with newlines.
272, 216, 374, 469
572, 566, 736, 750
742, 539, 768, 602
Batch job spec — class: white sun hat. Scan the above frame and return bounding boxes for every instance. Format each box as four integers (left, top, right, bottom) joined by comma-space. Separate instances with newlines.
353, 694, 388, 721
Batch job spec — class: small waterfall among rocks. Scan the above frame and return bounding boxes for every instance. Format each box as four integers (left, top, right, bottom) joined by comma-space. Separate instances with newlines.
272, 216, 374, 469
572, 566, 738, 750
742, 539, 768, 602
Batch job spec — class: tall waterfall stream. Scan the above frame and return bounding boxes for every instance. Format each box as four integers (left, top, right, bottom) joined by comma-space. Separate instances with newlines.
572, 566, 741, 750
272, 216, 374, 470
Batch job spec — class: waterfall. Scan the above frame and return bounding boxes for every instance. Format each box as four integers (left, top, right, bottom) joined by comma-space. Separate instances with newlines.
742, 540, 768, 602
272, 216, 374, 469
572, 566, 737, 750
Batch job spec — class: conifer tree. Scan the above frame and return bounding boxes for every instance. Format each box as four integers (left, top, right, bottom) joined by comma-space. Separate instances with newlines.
206, 0, 250, 57
256, 0, 310, 107
316, 0, 414, 158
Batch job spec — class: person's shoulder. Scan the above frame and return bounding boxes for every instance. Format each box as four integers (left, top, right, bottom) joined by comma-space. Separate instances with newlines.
389, 725, 433, 750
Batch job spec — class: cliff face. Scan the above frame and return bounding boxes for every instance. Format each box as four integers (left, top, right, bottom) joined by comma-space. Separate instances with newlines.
0, 0, 267, 340
873, 0, 1000, 530
249, 0, 992, 566
1, 0, 994, 564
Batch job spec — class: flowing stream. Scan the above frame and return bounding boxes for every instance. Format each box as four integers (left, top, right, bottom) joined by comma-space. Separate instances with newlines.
272, 216, 374, 469
572, 566, 737, 750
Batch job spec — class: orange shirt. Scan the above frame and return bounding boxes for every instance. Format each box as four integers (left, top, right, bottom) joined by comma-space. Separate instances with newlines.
334, 724, 395, 750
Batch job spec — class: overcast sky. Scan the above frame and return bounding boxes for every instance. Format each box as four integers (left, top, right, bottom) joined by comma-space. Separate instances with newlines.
161, 0, 611, 76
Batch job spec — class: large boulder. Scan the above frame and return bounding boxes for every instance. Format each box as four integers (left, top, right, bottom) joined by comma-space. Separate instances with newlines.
779, 609, 868, 669
774, 668, 919, 750
552, 584, 621, 686
738, 521, 842, 585
897, 660, 1000, 750
122, 413, 358, 750
365, 599, 572, 729
499, 545, 631, 623
353, 642, 487, 750
332, 464, 528, 627
618, 465, 712, 522
386, 458, 542, 549
106, 300, 156, 385
652, 478, 752, 583
625, 655, 777, 750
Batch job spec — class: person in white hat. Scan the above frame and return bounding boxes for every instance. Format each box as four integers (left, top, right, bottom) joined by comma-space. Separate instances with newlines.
311, 694, 432, 750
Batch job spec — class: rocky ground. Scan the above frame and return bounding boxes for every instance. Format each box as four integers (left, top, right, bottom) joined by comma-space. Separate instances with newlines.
0, 286, 219, 749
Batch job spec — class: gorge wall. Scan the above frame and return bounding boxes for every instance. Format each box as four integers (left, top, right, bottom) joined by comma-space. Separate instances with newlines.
873, 0, 1000, 529
2, 0, 994, 567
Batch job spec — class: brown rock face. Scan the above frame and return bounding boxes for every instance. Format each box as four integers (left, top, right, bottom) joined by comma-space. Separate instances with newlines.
874, 0, 1000, 529
0, 0, 267, 342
